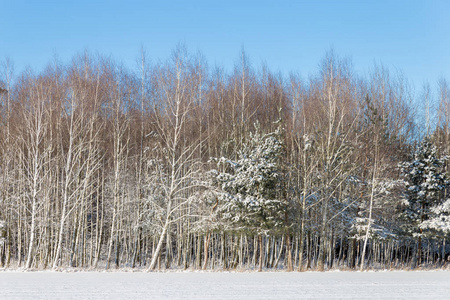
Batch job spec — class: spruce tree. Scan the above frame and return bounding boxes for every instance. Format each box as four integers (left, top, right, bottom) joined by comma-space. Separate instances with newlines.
399, 137, 448, 265
212, 124, 286, 235
211, 124, 286, 270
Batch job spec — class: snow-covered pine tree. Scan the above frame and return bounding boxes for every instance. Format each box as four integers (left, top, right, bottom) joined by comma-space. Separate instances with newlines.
211, 123, 287, 270
399, 137, 448, 265
421, 199, 450, 236
420, 160, 450, 237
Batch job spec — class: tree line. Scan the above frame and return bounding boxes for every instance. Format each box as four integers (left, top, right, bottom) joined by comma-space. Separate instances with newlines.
0, 47, 449, 271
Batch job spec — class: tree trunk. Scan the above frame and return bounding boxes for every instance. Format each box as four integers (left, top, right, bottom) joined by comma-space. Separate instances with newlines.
25, 198, 37, 269
258, 235, 263, 272
148, 217, 170, 271
202, 233, 211, 270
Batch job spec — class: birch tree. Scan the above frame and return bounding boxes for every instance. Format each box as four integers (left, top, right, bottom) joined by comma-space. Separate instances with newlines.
53, 61, 103, 268
314, 53, 360, 271
146, 49, 204, 270
18, 77, 51, 269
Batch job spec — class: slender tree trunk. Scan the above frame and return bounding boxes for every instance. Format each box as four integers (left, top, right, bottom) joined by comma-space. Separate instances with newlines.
258, 235, 263, 272
25, 198, 37, 269
148, 216, 170, 270
202, 233, 211, 270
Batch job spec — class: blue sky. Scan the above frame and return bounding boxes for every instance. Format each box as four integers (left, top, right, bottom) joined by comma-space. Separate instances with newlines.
1, 0, 449, 93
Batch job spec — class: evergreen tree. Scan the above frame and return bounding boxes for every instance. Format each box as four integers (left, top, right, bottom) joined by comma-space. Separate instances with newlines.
211, 124, 287, 236
399, 137, 448, 264
421, 199, 450, 236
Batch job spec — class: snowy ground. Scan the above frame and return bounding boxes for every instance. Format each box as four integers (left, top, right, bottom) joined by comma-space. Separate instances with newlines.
0, 270, 449, 299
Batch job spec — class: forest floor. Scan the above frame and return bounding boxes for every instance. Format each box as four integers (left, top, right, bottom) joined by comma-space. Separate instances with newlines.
0, 270, 449, 299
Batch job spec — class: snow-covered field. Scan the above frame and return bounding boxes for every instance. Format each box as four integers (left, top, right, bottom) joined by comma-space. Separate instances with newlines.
1, 270, 449, 299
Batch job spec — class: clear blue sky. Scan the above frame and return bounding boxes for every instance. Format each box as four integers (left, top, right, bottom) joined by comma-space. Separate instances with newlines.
1, 0, 449, 93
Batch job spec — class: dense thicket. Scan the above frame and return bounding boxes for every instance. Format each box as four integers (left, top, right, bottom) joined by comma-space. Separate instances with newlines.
0, 48, 449, 271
